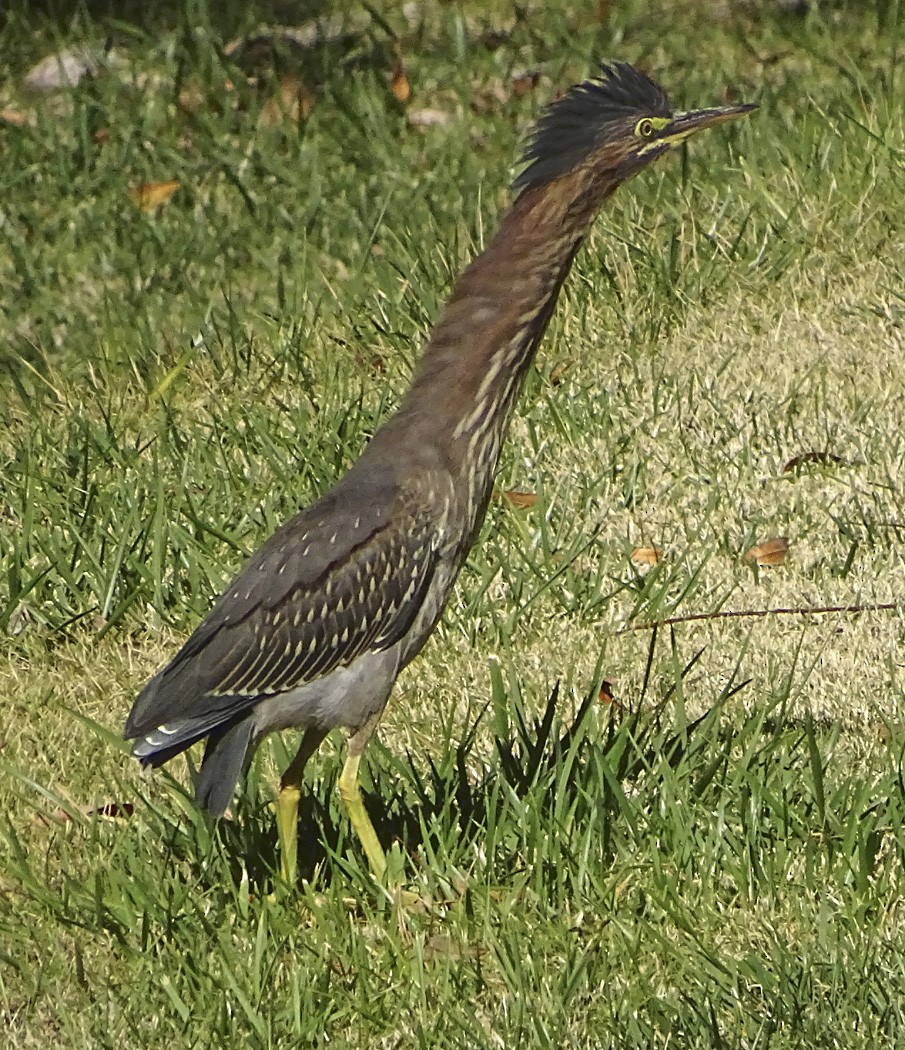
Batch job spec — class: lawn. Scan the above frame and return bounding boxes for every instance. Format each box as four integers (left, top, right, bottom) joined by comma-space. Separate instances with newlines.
2, 0, 905, 1045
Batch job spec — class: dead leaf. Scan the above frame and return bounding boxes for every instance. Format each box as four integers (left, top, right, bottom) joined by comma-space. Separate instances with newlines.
0, 108, 28, 126
783, 451, 844, 473
391, 63, 411, 104
260, 75, 314, 126
631, 547, 662, 566
549, 358, 576, 385
407, 107, 452, 128
501, 490, 537, 509
129, 180, 180, 212
92, 127, 110, 144
744, 536, 790, 566
33, 800, 135, 828
511, 70, 540, 97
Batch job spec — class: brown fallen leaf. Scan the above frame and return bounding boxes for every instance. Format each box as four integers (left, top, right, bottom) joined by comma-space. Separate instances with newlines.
744, 536, 790, 566
129, 180, 180, 212
549, 358, 576, 385
783, 451, 844, 473
631, 546, 662, 566
390, 63, 411, 104
0, 108, 28, 126
511, 70, 540, 97
33, 800, 135, 828
501, 490, 537, 509
260, 74, 314, 126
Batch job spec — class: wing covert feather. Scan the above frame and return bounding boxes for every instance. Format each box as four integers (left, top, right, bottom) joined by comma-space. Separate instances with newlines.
126, 466, 447, 735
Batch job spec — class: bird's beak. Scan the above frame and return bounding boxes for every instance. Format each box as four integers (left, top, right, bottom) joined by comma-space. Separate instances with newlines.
665, 102, 758, 143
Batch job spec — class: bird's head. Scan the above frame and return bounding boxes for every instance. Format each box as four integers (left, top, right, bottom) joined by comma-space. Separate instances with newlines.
514, 62, 755, 198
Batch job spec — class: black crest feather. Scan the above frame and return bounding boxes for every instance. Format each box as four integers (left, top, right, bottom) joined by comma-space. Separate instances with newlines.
513, 62, 672, 192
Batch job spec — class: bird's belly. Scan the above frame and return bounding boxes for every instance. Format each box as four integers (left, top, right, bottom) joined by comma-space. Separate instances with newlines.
251, 645, 401, 738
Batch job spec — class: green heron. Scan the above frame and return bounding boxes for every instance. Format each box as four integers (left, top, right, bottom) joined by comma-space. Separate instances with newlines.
124, 63, 755, 885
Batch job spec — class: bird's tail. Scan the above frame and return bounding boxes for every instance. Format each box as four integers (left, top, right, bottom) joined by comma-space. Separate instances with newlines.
195, 718, 255, 817
126, 691, 258, 817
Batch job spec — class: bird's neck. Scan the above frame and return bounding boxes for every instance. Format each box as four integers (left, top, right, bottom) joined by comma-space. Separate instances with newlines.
389, 181, 601, 476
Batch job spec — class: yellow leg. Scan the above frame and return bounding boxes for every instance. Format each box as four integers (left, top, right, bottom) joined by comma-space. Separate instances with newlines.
337, 712, 388, 882
276, 726, 327, 884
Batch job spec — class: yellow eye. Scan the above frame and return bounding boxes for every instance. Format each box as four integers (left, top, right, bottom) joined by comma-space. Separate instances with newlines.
635, 117, 655, 138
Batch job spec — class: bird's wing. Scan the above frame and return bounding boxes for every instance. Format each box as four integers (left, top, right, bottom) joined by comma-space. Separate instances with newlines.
125, 467, 445, 736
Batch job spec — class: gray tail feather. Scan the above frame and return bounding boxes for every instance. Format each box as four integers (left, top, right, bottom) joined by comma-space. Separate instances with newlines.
128, 705, 257, 818
195, 717, 255, 817
129, 708, 243, 766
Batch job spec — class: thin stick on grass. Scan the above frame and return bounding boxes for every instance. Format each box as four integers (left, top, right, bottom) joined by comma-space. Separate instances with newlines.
624, 602, 899, 633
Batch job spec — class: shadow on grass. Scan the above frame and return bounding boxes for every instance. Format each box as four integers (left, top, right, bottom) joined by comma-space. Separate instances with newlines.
15, 1, 339, 37
11, 0, 401, 90
215, 647, 751, 894
9, 639, 905, 952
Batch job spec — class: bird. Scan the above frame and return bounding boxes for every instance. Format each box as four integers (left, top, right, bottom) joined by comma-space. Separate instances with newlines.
124, 62, 755, 887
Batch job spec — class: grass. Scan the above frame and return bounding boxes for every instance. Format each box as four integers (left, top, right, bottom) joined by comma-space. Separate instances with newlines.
2, 0, 905, 1044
